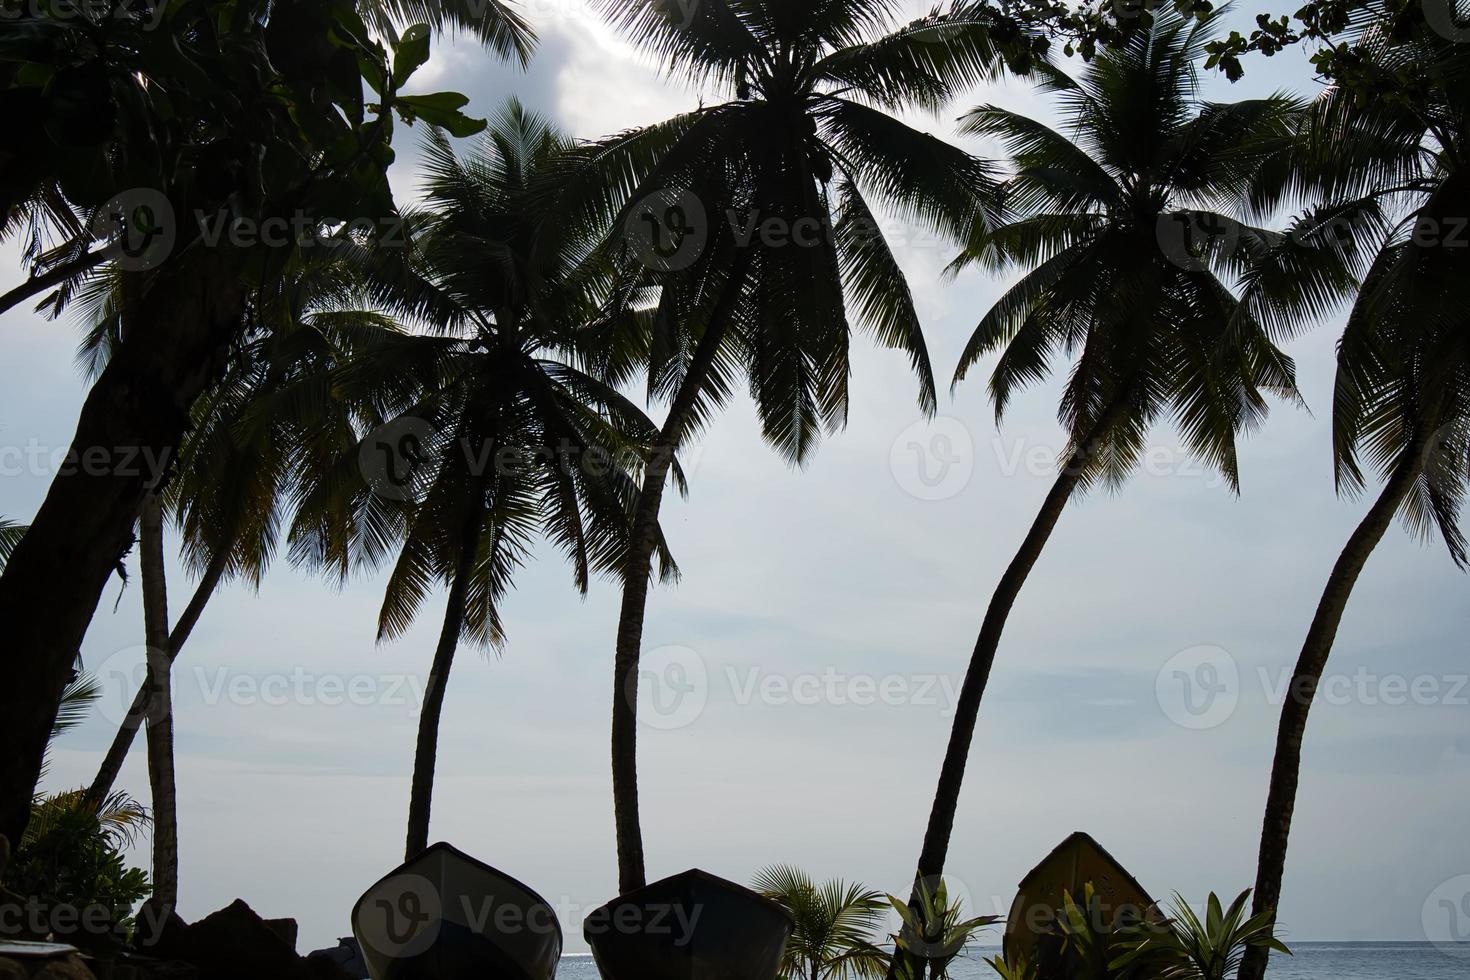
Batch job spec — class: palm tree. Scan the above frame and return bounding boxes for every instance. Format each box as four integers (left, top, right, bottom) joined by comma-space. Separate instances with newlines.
65, 254, 391, 910
0, 0, 496, 850
0, 0, 534, 320
78, 256, 393, 803
888, 11, 1375, 977
754, 865, 890, 980
573, 0, 1025, 894
61, 0, 534, 817
0, 520, 25, 568
1115, 890, 1288, 980
294, 102, 666, 859
1237, 4, 1469, 977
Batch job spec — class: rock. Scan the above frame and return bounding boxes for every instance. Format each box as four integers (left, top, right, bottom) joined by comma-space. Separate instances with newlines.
261, 919, 297, 953
31, 954, 96, 980
136, 901, 312, 980
103, 954, 198, 980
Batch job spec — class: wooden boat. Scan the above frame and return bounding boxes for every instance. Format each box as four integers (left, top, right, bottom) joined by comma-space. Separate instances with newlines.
352, 842, 562, 980
1003, 832, 1160, 975
583, 869, 793, 980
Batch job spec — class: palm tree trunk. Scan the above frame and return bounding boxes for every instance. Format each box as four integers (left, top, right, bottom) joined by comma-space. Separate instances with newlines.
887, 407, 1125, 980
86, 547, 230, 805
139, 493, 179, 911
0, 247, 247, 850
611, 251, 753, 895
1237, 453, 1423, 980
404, 495, 486, 861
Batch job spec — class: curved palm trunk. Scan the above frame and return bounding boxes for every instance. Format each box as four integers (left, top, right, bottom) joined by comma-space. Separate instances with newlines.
887, 409, 1123, 980
87, 548, 229, 805
405, 498, 486, 861
0, 247, 247, 849
1237, 454, 1423, 980
610, 253, 752, 895
139, 494, 179, 912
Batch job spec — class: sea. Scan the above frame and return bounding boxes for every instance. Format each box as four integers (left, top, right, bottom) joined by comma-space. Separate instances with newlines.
554, 943, 1469, 978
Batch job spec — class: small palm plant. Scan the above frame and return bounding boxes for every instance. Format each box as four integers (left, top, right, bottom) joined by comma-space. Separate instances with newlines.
754, 866, 892, 980
888, 876, 999, 979
1114, 891, 1288, 980
7, 673, 152, 949
1053, 885, 1139, 980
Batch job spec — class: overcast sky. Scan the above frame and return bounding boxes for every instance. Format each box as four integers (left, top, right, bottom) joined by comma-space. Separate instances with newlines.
5, 0, 1468, 957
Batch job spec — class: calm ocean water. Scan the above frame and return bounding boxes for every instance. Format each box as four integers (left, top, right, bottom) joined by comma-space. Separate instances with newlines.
555, 943, 1468, 978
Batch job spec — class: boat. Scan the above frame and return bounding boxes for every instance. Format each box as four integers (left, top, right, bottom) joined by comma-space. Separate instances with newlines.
352, 842, 562, 980
1003, 832, 1161, 974
583, 869, 793, 979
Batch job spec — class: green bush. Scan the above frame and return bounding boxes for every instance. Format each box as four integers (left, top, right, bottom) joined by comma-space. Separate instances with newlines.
7, 789, 152, 949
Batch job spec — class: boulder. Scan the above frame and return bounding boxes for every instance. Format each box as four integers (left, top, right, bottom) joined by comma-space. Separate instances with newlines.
136, 901, 311, 980
261, 920, 297, 953
30, 955, 95, 980
0, 953, 95, 980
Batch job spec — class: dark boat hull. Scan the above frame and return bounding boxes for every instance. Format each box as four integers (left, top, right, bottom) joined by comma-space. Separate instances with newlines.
1003, 832, 1160, 976
353, 843, 562, 980
584, 869, 792, 980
